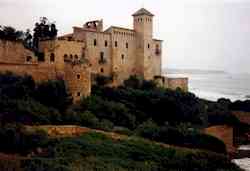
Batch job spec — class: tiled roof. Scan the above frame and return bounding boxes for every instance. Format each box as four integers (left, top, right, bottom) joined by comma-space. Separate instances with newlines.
132, 8, 154, 17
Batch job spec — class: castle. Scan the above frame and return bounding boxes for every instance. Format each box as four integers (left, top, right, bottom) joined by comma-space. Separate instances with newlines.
0, 8, 188, 102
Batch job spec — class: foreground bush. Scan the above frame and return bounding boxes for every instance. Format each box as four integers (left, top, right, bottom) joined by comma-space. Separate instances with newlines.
136, 120, 227, 154
0, 124, 48, 154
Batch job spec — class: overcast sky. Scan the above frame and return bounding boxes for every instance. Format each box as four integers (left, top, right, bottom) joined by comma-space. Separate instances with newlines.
0, 0, 249, 74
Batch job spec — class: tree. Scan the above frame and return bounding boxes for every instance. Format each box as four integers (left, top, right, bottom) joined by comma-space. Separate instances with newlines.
34, 80, 72, 112
23, 29, 33, 49
33, 17, 58, 50
0, 26, 24, 41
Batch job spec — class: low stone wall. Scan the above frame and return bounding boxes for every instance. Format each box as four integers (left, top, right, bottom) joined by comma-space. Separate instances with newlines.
154, 76, 188, 92
0, 63, 58, 82
29, 125, 91, 137
167, 77, 188, 92
205, 125, 235, 153
232, 111, 250, 125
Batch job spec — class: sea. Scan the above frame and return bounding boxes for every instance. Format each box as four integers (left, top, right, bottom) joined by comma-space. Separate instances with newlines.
165, 69, 250, 102
166, 69, 250, 171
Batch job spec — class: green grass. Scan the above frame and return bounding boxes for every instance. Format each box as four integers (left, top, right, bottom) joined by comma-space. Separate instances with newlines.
24, 132, 241, 171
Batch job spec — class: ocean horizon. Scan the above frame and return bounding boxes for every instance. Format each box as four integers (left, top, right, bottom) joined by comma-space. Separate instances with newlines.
165, 69, 250, 102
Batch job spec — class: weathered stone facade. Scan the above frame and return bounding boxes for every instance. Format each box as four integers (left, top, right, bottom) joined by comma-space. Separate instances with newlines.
0, 39, 91, 103
0, 8, 188, 102
58, 8, 187, 89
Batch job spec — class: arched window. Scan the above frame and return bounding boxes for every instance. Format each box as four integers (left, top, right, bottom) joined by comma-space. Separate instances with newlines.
26, 56, 32, 62
77, 92, 81, 97
100, 52, 104, 60
100, 68, 104, 73
64, 54, 68, 61
105, 40, 108, 47
50, 53, 55, 62
70, 54, 73, 59
77, 74, 81, 79
115, 41, 118, 47
94, 39, 97, 46
74, 55, 78, 60
126, 42, 128, 49
121, 54, 125, 64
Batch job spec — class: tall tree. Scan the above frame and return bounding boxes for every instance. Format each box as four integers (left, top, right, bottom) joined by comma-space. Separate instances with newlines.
32, 17, 58, 50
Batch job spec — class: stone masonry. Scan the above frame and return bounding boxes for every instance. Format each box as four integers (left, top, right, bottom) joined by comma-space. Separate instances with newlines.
0, 8, 188, 102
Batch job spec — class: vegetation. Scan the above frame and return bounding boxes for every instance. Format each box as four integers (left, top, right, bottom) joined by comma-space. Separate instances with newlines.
33, 17, 58, 50
0, 26, 24, 41
0, 73, 247, 170
0, 132, 243, 171
0, 17, 58, 51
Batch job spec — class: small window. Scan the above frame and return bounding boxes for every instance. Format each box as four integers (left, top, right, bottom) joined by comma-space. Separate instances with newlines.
74, 55, 78, 60
121, 54, 125, 60
77, 92, 81, 97
94, 39, 97, 46
115, 41, 118, 47
100, 68, 104, 73
126, 42, 128, 49
77, 74, 81, 79
82, 52, 85, 58
148, 44, 150, 49
70, 54, 73, 59
50, 53, 55, 62
26, 56, 32, 62
100, 52, 104, 60
105, 40, 108, 47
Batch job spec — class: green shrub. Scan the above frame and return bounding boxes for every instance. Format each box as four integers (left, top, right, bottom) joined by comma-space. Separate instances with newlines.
98, 119, 114, 131
0, 124, 48, 154
34, 79, 72, 111
79, 111, 99, 128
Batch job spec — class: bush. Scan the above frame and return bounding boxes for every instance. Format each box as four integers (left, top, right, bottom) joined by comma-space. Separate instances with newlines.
79, 111, 99, 128
34, 80, 72, 111
98, 119, 114, 131
82, 96, 136, 129
0, 124, 48, 154
136, 119, 160, 140
43, 132, 241, 171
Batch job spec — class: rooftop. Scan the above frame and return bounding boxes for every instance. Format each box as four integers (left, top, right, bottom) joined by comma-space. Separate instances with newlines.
132, 8, 154, 17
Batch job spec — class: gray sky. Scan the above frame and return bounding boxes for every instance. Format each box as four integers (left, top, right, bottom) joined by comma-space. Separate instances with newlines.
0, 0, 250, 74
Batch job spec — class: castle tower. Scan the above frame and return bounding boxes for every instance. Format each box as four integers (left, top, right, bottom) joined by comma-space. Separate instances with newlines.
133, 8, 155, 79
133, 8, 154, 39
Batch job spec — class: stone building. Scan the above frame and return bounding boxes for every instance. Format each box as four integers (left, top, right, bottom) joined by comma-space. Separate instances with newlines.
59, 8, 163, 85
0, 8, 188, 102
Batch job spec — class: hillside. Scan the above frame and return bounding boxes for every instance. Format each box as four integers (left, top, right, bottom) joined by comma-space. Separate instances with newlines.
0, 72, 248, 170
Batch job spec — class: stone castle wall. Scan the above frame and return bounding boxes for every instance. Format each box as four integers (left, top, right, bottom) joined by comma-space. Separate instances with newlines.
109, 28, 137, 84
0, 39, 36, 64
167, 77, 189, 92
0, 40, 91, 102
0, 9, 189, 100
0, 63, 57, 81
64, 63, 91, 102
154, 76, 188, 92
